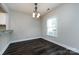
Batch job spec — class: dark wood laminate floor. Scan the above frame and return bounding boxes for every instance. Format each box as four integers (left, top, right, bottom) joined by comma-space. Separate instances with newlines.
3, 38, 79, 55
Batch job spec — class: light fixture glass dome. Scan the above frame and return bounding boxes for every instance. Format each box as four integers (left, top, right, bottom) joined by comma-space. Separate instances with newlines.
32, 12, 40, 18
32, 3, 40, 18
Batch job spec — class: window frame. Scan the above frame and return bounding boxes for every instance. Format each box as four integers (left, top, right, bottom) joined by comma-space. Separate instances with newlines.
46, 16, 57, 37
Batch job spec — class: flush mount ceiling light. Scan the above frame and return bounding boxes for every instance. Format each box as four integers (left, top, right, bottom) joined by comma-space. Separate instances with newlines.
32, 3, 40, 18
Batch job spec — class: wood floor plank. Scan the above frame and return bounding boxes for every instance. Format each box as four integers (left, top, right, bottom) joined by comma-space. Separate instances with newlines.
3, 38, 79, 55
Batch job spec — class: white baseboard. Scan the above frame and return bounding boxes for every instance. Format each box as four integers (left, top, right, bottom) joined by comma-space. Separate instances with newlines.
42, 37, 79, 53
0, 42, 10, 55
11, 37, 42, 43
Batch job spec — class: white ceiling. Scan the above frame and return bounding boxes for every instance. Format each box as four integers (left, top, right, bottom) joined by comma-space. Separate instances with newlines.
6, 3, 61, 16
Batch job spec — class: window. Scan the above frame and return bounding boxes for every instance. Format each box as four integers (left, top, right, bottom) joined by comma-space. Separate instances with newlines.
0, 13, 7, 31
0, 13, 6, 25
47, 17, 57, 37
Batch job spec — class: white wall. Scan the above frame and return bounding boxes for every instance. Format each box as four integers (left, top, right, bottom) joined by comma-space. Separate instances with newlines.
42, 4, 79, 52
9, 10, 42, 42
